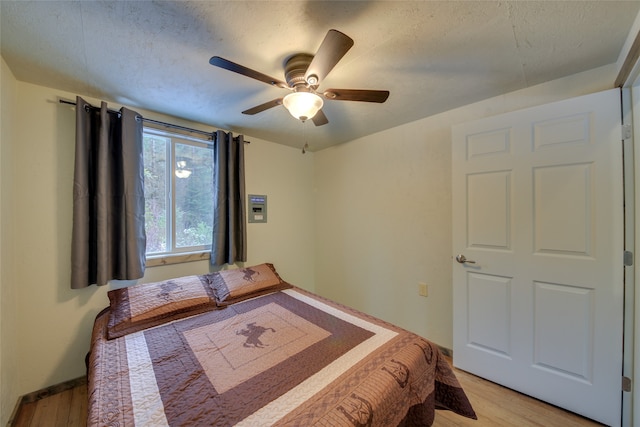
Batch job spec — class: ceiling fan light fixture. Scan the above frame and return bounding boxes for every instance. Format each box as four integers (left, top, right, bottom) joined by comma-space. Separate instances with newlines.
283, 92, 323, 121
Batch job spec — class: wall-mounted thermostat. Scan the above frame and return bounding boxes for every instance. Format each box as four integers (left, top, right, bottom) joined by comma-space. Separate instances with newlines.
248, 194, 267, 223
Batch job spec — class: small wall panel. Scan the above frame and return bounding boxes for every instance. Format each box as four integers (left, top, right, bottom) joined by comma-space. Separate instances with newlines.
467, 171, 511, 250
467, 272, 512, 357
533, 281, 594, 382
533, 163, 593, 256
466, 128, 511, 160
532, 113, 590, 151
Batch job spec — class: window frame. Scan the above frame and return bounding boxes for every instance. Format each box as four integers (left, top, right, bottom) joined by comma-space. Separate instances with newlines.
143, 127, 214, 262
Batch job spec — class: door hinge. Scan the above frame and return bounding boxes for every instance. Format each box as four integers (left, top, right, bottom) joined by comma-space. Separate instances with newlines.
624, 251, 634, 266
622, 124, 633, 140
623, 376, 632, 392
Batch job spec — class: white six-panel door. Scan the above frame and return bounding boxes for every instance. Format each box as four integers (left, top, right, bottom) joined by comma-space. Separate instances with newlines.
452, 89, 623, 426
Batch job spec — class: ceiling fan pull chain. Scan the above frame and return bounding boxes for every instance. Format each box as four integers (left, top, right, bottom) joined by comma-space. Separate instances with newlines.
302, 121, 309, 154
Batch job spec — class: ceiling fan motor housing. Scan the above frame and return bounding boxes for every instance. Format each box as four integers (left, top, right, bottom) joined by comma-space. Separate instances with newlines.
285, 54, 314, 88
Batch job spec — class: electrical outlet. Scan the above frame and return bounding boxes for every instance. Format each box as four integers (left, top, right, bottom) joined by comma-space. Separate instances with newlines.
418, 283, 428, 297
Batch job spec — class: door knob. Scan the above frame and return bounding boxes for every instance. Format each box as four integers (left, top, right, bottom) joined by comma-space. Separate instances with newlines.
455, 254, 476, 264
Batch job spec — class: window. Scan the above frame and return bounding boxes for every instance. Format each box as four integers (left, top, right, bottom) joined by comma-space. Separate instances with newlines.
143, 128, 214, 256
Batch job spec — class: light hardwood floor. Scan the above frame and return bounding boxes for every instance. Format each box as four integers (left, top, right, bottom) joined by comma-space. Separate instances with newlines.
10, 378, 87, 427
435, 364, 604, 426
10, 361, 604, 427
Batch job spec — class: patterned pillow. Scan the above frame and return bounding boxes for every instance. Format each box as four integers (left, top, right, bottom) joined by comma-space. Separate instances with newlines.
206, 263, 292, 306
107, 275, 217, 339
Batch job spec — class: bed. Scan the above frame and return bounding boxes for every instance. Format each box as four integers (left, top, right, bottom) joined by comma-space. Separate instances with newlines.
87, 263, 476, 426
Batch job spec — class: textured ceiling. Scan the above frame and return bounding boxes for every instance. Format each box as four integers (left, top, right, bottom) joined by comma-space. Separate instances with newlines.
2, 1, 639, 151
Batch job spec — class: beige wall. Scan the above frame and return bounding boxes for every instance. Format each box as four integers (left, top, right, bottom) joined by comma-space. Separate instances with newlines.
313, 64, 618, 350
1, 57, 19, 424
0, 70, 314, 418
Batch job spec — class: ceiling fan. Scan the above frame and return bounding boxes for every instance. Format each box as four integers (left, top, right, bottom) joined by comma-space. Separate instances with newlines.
209, 29, 390, 126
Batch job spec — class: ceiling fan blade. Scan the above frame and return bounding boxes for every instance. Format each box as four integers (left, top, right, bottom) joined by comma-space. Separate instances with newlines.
323, 89, 390, 103
242, 98, 283, 115
304, 29, 354, 85
210, 56, 288, 89
311, 109, 329, 126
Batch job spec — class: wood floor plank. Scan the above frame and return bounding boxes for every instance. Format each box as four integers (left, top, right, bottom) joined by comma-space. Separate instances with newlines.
67, 382, 87, 427
29, 392, 62, 427
10, 399, 37, 427
53, 389, 73, 427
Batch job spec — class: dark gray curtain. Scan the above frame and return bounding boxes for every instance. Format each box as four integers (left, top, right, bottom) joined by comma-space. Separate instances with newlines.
71, 96, 146, 288
211, 130, 247, 266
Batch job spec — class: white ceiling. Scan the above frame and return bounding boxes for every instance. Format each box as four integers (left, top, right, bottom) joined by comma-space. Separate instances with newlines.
2, 1, 639, 151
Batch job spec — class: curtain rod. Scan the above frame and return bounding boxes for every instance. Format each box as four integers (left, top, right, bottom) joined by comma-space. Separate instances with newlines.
58, 99, 249, 143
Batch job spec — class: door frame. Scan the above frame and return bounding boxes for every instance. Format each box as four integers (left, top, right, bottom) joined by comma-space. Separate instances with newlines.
615, 16, 640, 425
621, 86, 635, 427
618, 28, 640, 424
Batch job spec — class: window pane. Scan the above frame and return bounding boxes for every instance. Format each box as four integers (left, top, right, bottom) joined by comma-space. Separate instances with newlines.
174, 143, 214, 249
143, 135, 168, 254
